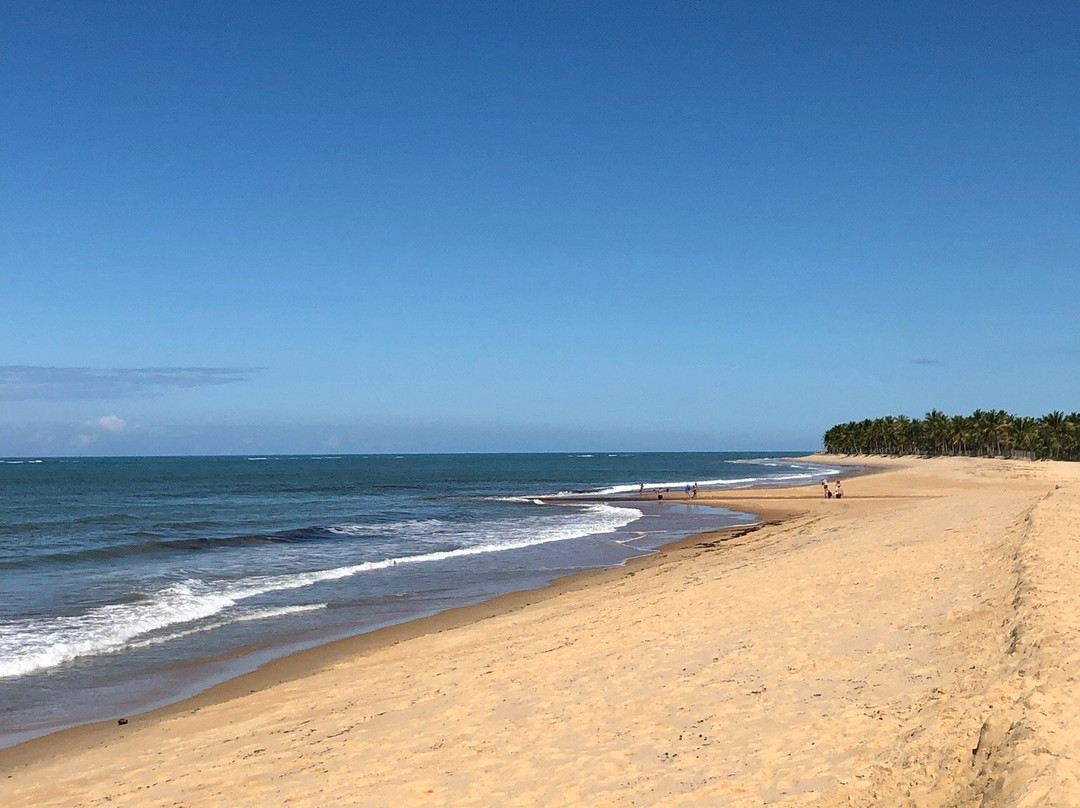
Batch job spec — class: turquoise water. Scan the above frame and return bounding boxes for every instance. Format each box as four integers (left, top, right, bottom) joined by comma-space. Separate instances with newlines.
0, 452, 837, 745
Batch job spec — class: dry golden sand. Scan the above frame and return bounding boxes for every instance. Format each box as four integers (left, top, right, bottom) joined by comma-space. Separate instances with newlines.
3, 456, 1079, 807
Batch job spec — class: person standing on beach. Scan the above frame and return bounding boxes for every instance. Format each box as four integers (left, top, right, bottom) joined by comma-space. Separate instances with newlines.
685, 484, 692, 498
691, 482, 698, 498
835, 480, 843, 499
822, 480, 830, 498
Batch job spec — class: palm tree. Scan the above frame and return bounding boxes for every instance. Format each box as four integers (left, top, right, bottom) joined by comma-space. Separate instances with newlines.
1040, 412, 1067, 460
895, 414, 913, 454
974, 409, 1009, 456
1010, 417, 1037, 457
822, 409, 1078, 462
950, 415, 969, 456
925, 410, 951, 456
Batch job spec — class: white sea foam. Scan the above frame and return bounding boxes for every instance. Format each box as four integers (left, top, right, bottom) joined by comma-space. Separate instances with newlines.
551, 463, 842, 497
125, 603, 328, 651
0, 581, 237, 678
0, 504, 641, 678
327, 518, 446, 537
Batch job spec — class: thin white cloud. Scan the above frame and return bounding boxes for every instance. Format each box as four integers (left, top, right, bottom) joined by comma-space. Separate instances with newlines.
97, 415, 127, 433
0, 366, 262, 400
77, 414, 130, 446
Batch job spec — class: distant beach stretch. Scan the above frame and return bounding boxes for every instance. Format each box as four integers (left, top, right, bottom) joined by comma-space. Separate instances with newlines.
3, 454, 1079, 806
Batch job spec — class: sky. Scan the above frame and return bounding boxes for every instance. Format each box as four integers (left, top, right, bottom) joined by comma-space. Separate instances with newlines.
2, 1, 1078, 456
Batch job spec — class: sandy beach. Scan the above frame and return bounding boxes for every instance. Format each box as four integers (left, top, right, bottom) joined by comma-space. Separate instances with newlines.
3, 455, 1079, 807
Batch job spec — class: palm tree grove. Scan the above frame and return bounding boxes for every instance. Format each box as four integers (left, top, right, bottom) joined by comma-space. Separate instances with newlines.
822, 410, 1080, 461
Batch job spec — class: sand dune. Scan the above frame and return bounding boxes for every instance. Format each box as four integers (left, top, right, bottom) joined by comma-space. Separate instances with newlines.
3, 456, 1078, 806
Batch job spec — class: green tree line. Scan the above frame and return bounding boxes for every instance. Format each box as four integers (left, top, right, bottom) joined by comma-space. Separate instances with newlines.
823, 410, 1080, 461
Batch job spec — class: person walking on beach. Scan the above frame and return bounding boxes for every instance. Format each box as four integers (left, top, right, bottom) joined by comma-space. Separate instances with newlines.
691, 482, 698, 498
685, 484, 692, 498
639, 483, 644, 496
834, 480, 843, 499
822, 480, 831, 498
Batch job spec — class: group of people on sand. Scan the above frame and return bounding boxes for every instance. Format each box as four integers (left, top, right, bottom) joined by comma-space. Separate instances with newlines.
822, 479, 843, 499
638, 482, 699, 500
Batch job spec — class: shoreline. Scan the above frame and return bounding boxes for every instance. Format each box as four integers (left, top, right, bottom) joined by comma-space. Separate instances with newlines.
0, 460, 859, 756
0, 459, 797, 752
0, 462, 845, 765
0, 497, 744, 751
9, 454, 1075, 805
0, 492, 809, 767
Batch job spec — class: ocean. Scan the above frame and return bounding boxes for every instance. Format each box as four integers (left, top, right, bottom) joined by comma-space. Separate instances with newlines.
0, 452, 839, 747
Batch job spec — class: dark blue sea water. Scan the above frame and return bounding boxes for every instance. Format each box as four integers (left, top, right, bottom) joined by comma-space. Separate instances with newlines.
0, 452, 838, 746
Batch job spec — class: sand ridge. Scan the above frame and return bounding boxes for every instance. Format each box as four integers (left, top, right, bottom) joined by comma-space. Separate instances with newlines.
3, 456, 1078, 806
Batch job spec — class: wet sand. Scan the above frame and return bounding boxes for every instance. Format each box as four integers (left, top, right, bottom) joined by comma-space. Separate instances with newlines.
3, 455, 1079, 806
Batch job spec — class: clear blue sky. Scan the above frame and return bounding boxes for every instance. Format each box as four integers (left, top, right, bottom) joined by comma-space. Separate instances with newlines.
3, 1, 1078, 455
